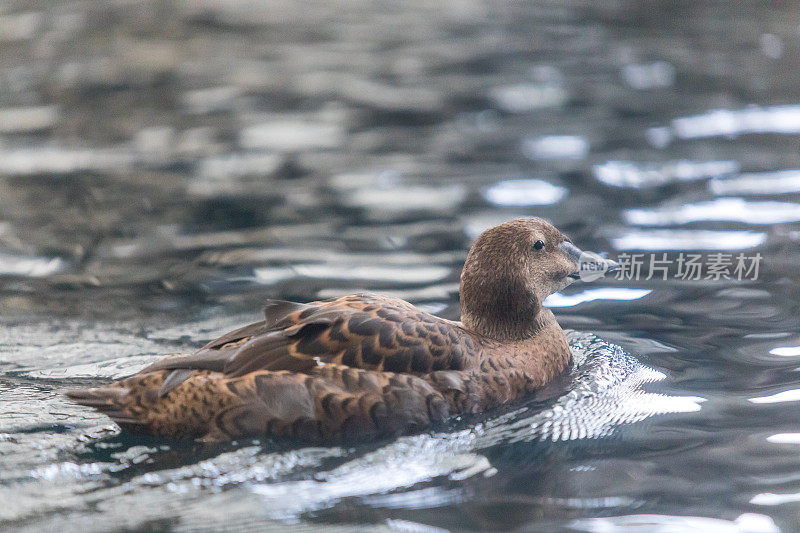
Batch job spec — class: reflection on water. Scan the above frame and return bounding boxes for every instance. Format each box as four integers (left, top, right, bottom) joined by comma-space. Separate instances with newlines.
2, 0, 800, 531
710, 170, 800, 196
489, 81, 568, 113
671, 105, 800, 139
253, 264, 452, 285
612, 229, 768, 251
0, 251, 66, 277
766, 434, 800, 444
569, 513, 779, 532
623, 198, 800, 226
543, 288, 652, 308
622, 60, 676, 90
749, 390, 800, 405
594, 159, 739, 189
522, 135, 590, 161
769, 346, 800, 357
483, 178, 567, 207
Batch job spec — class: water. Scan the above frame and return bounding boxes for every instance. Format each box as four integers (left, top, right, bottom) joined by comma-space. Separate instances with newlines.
1, 1, 799, 531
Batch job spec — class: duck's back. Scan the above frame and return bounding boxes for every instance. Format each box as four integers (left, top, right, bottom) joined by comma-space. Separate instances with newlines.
67, 294, 485, 441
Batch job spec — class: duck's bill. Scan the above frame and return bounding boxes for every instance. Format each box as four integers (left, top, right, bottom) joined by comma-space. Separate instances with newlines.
559, 241, 619, 281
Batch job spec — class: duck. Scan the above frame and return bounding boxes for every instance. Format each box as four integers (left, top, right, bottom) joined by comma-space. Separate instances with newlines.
67, 218, 618, 442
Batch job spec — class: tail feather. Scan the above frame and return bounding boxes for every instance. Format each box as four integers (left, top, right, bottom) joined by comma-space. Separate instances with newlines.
66, 386, 127, 408
66, 387, 146, 427
66, 371, 218, 437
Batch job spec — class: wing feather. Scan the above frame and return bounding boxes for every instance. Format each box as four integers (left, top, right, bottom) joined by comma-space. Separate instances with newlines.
199, 320, 271, 351
137, 294, 475, 386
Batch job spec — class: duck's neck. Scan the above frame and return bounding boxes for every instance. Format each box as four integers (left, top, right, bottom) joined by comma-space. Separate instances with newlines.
459, 274, 547, 341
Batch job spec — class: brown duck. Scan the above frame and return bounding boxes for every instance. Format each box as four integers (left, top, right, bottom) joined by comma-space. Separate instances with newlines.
67, 218, 617, 442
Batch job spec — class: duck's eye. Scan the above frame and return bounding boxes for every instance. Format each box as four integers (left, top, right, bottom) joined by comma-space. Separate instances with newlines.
533, 240, 545, 251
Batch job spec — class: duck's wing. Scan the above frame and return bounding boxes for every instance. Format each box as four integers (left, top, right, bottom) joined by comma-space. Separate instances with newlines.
142, 294, 473, 395
139, 300, 310, 376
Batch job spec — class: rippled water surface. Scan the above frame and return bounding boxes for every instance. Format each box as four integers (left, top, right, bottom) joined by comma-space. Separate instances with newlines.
2, 1, 800, 531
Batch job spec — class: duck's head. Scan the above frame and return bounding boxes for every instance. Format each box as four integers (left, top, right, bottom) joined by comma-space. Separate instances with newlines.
459, 217, 617, 340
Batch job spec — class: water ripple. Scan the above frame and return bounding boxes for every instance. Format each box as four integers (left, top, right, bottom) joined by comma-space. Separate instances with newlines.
488, 83, 568, 113
226, 332, 702, 521
240, 120, 345, 152
612, 229, 767, 251
624, 198, 800, 226
710, 169, 800, 196
594, 160, 738, 188
544, 288, 652, 308
522, 135, 589, 160
0, 252, 66, 277
482, 178, 567, 207
569, 513, 778, 532
253, 264, 452, 285
671, 105, 800, 139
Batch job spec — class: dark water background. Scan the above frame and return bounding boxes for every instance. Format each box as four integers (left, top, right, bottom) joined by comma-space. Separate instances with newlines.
2, 1, 800, 531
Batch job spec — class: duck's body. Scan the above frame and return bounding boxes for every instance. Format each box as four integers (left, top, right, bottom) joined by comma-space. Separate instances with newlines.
68, 218, 615, 442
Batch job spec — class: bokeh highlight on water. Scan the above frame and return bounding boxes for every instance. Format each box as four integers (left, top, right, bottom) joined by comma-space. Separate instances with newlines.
1, 1, 800, 531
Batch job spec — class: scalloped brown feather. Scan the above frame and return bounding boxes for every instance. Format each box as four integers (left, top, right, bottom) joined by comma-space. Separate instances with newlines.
139, 294, 472, 387
67, 218, 579, 442
66, 293, 570, 442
